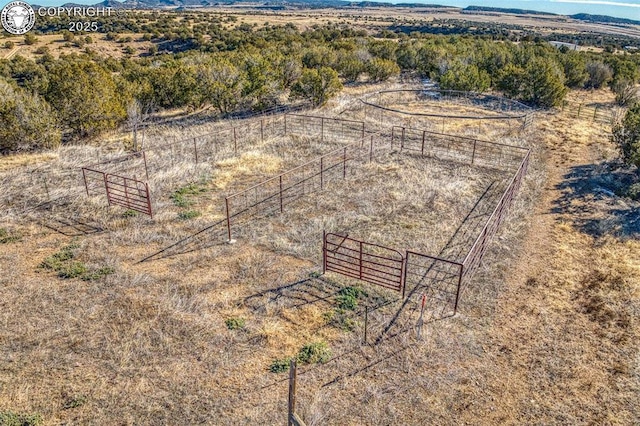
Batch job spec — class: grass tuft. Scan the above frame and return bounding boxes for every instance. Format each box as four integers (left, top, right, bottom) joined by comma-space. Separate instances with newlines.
225, 317, 246, 330
178, 210, 201, 220
0, 411, 43, 426
0, 228, 21, 244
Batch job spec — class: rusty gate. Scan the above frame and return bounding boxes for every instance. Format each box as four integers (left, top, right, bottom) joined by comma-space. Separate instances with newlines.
323, 232, 405, 294
82, 168, 153, 217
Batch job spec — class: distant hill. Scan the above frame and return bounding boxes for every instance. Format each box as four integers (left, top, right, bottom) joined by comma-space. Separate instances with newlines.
463, 5, 557, 16
570, 13, 640, 26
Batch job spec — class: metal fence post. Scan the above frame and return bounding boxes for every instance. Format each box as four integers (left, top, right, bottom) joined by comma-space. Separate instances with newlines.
321, 117, 324, 142
369, 135, 374, 162
142, 151, 149, 181
233, 127, 237, 153
421, 131, 426, 157
284, 114, 288, 135
193, 138, 198, 165
288, 359, 297, 426
363, 306, 368, 345
104, 173, 111, 206
279, 175, 283, 213
82, 168, 89, 196
322, 230, 326, 274
471, 140, 477, 165
453, 264, 464, 315
320, 157, 324, 190
261, 118, 264, 142
145, 182, 153, 218
225, 198, 232, 241
343, 147, 347, 178
401, 127, 405, 151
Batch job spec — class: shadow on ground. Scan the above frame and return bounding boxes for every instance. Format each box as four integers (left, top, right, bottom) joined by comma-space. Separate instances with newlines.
552, 162, 640, 238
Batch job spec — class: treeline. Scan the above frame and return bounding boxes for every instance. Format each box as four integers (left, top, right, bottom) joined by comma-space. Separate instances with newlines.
1, 22, 639, 153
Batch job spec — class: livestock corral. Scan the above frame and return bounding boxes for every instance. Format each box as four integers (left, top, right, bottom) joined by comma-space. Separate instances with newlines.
0, 88, 542, 424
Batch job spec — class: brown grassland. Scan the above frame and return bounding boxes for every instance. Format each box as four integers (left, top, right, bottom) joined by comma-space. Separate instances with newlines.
0, 86, 639, 425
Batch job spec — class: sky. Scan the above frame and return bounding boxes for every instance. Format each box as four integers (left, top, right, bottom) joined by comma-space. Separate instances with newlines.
16, 0, 640, 21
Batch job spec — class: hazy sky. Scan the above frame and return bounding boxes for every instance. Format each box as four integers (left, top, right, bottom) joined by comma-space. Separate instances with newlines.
17, 0, 640, 21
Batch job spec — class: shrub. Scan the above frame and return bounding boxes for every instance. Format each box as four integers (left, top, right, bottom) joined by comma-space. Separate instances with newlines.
297, 341, 331, 365
4, 40, 14, 49
269, 357, 291, 373
0, 228, 21, 244
366, 57, 400, 83
178, 210, 201, 220
611, 103, 640, 170
585, 62, 612, 89
439, 62, 490, 93
336, 286, 367, 311
171, 183, 207, 208
225, 317, 246, 330
291, 67, 342, 107
0, 411, 42, 426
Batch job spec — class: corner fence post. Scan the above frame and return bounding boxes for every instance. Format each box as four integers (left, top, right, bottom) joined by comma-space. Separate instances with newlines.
225, 197, 232, 241
104, 173, 111, 206
146, 182, 153, 219
82, 168, 89, 196
453, 264, 464, 315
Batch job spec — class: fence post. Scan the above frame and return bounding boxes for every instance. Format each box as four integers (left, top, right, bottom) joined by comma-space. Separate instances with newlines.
288, 359, 297, 426
361, 122, 365, 141
363, 306, 368, 345
593, 106, 598, 122
369, 135, 374, 162
284, 114, 288, 135
343, 147, 347, 179
146, 182, 153, 219
233, 127, 237, 153
401, 127, 405, 151
453, 264, 463, 315
320, 156, 324, 190
421, 131, 426, 157
261, 119, 264, 142
82, 168, 89, 196
471, 140, 477, 165
225, 197, 232, 241
321, 117, 324, 142
401, 254, 407, 299
577, 103, 582, 118
322, 230, 326, 274
391, 127, 394, 149
104, 173, 111, 206
193, 138, 198, 165
142, 151, 149, 181
359, 240, 363, 280
279, 175, 283, 213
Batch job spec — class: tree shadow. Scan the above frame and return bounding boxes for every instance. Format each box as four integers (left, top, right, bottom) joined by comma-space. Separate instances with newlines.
552, 162, 640, 238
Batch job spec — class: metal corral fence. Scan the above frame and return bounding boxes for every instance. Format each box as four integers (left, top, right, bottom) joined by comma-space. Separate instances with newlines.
559, 100, 624, 125
81, 114, 369, 217
224, 131, 383, 240
354, 89, 535, 130
391, 126, 528, 171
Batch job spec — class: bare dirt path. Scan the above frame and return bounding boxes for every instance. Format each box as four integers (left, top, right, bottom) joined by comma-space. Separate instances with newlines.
457, 110, 640, 423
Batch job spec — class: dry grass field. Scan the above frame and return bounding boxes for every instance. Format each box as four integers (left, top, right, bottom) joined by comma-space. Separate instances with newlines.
0, 87, 638, 425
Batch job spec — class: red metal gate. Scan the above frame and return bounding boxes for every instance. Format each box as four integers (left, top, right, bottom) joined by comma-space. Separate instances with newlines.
82, 168, 153, 217
323, 232, 405, 294
105, 174, 152, 217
